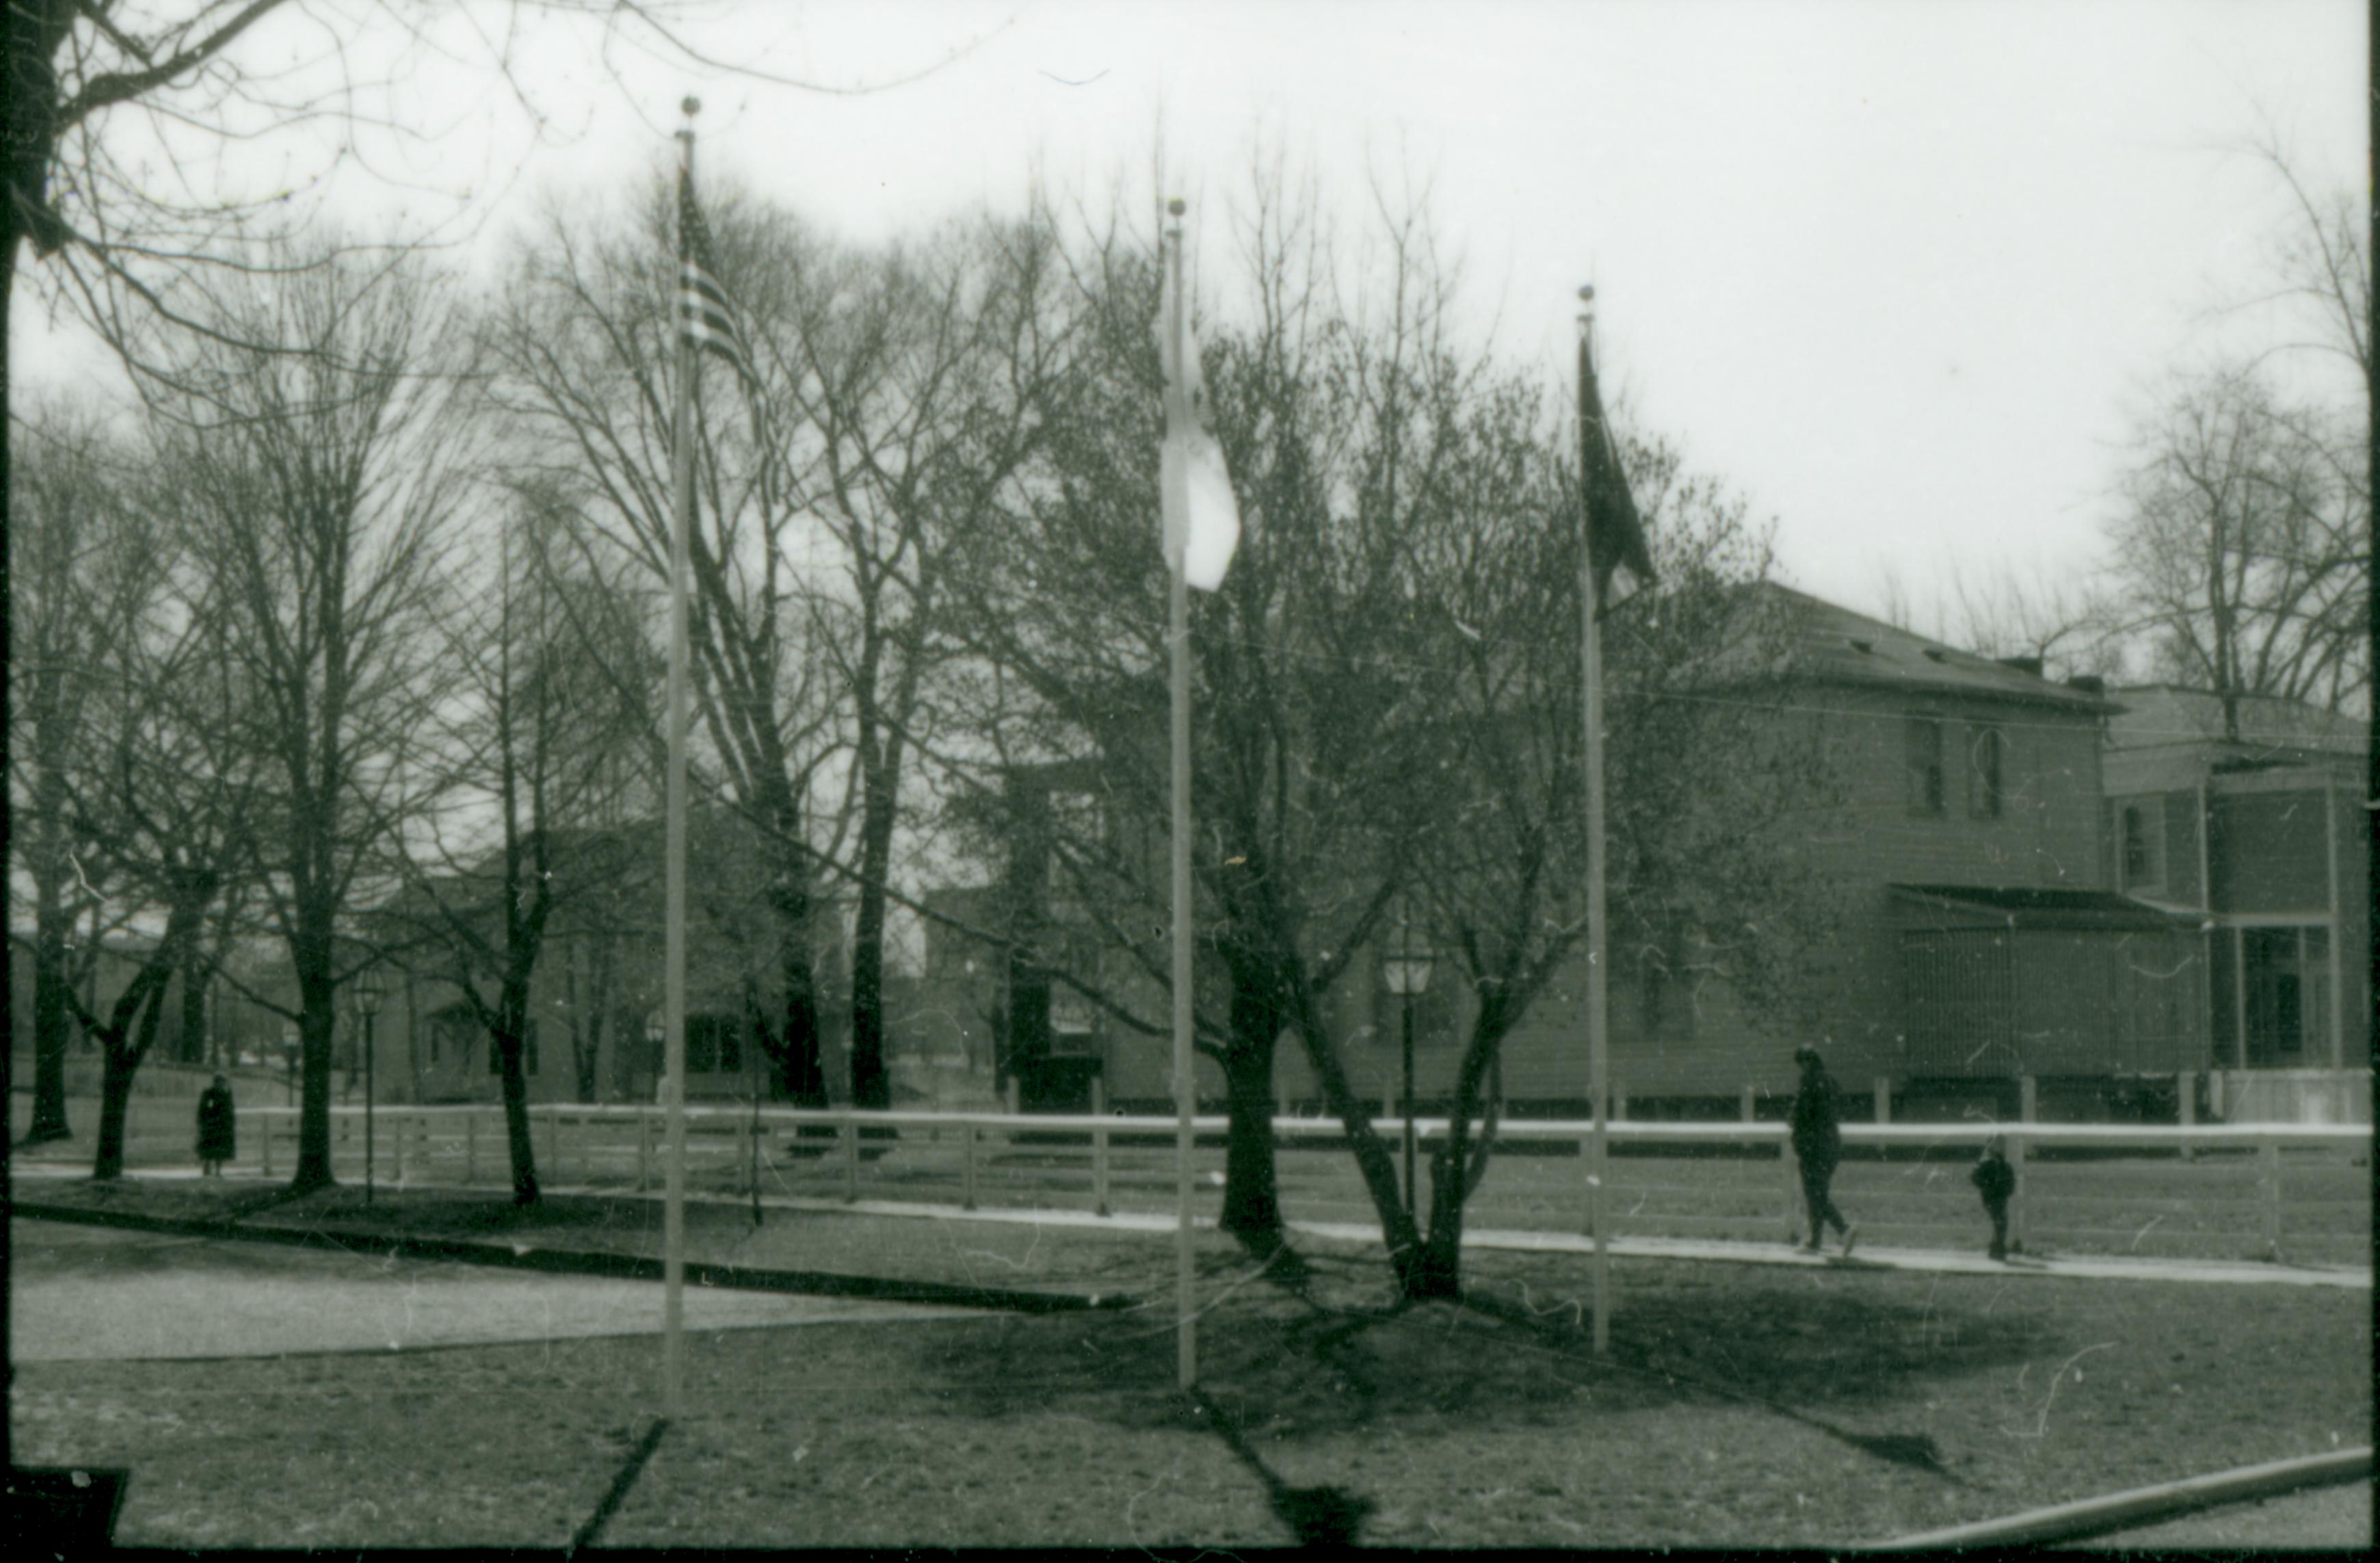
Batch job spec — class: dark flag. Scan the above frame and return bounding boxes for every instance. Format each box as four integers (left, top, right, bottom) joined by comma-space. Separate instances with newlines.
1578, 327, 1654, 603
676, 167, 756, 382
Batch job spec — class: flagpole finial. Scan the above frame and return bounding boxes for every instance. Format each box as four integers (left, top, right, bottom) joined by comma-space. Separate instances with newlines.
1167, 198, 1185, 217
682, 96, 702, 119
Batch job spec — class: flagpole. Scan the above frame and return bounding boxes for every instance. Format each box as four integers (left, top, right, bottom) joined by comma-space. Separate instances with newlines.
1578, 287, 1612, 1356
662, 97, 700, 1419
1165, 198, 1198, 1392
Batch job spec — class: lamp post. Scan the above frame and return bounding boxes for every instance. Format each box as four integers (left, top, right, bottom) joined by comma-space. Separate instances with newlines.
1381, 916, 1436, 1213
356, 973, 386, 1206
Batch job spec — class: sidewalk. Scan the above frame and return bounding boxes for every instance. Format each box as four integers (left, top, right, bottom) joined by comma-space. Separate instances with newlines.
14, 1163, 2366, 1289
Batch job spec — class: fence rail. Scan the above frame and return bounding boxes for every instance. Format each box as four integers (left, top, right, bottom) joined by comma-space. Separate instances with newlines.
211, 1103, 2371, 1267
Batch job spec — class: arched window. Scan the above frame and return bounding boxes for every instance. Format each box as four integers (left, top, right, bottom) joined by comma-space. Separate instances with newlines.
1967, 728, 2004, 819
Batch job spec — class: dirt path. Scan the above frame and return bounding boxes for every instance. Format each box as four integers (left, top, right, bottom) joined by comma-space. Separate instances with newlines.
8, 1220, 986, 1362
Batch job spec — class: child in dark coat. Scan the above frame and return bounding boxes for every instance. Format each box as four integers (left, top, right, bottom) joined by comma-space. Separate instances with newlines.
1971, 1135, 2015, 1260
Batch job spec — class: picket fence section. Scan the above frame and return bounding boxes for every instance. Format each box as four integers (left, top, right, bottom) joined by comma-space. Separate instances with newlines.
235, 1102, 2370, 1264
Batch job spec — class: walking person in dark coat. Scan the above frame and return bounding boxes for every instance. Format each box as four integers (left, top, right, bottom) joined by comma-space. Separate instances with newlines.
1789, 1047, 1856, 1257
1972, 1134, 2016, 1260
196, 1074, 237, 1177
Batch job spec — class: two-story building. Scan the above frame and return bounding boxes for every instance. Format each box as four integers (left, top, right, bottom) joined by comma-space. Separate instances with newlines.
2100, 685, 2368, 1123
927, 584, 2218, 1120
366, 811, 860, 1107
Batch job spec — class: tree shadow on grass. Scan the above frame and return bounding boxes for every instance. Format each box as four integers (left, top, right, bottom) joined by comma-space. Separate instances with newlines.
265, 1190, 644, 1237
927, 1250, 2052, 1483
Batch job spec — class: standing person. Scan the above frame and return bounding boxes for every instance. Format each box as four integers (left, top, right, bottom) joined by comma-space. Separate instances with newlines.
195, 1074, 237, 1178
1971, 1135, 2016, 1261
1789, 1046, 1856, 1257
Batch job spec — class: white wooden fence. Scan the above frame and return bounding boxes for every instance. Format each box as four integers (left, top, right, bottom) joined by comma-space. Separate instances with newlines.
237, 1101, 2370, 1264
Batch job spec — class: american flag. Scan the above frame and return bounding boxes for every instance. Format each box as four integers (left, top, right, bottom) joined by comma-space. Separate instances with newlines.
676, 166, 755, 382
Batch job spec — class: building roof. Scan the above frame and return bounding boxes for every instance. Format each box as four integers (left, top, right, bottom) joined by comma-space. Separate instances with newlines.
1892, 884, 2201, 932
1727, 583, 2119, 713
2102, 685, 2366, 763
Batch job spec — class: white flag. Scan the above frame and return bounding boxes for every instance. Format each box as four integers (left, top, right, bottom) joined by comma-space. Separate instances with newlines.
1157, 261, 1240, 591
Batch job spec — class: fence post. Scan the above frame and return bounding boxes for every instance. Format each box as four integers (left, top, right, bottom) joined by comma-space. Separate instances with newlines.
961, 1120, 977, 1210
1782, 1134, 1801, 1246
1740, 1085, 1756, 1124
261, 1112, 274, 1179
1005, 1077, 1021, 1116
2178, 1071, 2197, 1162
391, 1110, 405, 1185
637, 1109, 652, 1192
2011, 1079, 2037, 1255
1873, 1077, 1892, 1124
2260, 1140, 2282, 1260
1579, 1132, 1594, 1236
466, 1110, 478, 1185
844, 1109, 861, 1203
1092, 1077, 1111, 1217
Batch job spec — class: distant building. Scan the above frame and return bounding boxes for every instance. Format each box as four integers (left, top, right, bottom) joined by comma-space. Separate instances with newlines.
367, 812, 864, 1106
2100, 685, 2368, 1122
927, 585, 2227, 1119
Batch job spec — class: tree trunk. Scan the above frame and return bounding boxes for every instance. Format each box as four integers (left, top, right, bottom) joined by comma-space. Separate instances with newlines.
847, 720, 901, 1112
91, 1045, 139, 1182
289, 944, 339, 1193
176, 951, 209, 1065
496, 1029, 540, 1205
765, 858, 828, 1106
24, 880, 75, 1145
848, 876, 891, 1112
1217, 1037, 1285, 1250
1407, 995, 1515, 1300
1286, 999, 1426, 1289
23, 707, 76, 1144
78, 949, 182, 1182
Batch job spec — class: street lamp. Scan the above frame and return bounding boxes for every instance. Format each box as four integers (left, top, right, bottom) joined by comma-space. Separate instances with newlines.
1381, 916, 1436, 1213
356, 973, 387, 1206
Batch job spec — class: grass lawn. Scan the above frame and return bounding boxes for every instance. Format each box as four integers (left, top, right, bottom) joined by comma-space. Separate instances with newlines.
8, 1181, 2370, 1548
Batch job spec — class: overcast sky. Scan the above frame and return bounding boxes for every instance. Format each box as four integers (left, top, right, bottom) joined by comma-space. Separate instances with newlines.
11, 0, 2364, 631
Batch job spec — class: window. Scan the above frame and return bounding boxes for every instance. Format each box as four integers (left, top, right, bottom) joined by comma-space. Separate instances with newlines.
2241, 928, 2307, 1066
486, 1019, 540, 1076
1048, 988, 1098, 1055
1048, 790, 1101, 895
685, 1013, 741, 1074
1045, 931, 1102, 1055
1637, 925, 1697, 1042
2119, 799, 2164, 893
1966, 728, 2004, 819
1904, 718, 1944, 816
429, 1006, 477, 1067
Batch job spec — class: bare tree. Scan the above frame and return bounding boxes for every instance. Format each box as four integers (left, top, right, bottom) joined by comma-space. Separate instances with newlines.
484, 184, 842, 1104
6, 397, 171, 1145
2109, 363, 2366, 729
1872, 558, 2128, 683
782, 212, 1066, 1109
159, 244, 474, 1193
1401, 434, 1846, 1296
4, 3, 935, 337
378, 491, 654, 1200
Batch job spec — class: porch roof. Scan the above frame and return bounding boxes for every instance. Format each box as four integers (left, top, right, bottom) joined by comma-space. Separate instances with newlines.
1891, 884, 2202, 932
